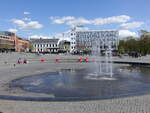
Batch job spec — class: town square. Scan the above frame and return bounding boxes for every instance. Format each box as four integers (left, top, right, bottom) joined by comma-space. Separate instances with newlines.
0, 0, 150, 113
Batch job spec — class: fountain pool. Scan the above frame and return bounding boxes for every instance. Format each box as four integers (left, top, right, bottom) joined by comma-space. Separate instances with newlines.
9, 64, 150, 100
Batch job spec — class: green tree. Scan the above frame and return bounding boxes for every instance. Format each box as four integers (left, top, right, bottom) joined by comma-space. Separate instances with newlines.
118, 40, 125, 53
139, 30, 150, 55
125, 39, 138, 52
29, 44, 34, 52
118, 30, 150, 56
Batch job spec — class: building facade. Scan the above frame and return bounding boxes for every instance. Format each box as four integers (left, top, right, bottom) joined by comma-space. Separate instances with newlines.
76, 30, 119, 52
62, 27, 119, 53
0, 34, 15, 52
15, 38, 30, 52
59, 40, 70, 53
0, 31, 30, 52
30, 38, 59, 53
11, 35, 30, 52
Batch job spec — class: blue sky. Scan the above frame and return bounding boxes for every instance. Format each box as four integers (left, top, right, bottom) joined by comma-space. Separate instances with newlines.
0, 0, 149, 38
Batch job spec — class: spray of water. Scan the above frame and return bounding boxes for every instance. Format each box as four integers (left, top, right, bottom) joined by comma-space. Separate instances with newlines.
86, 37, 114, 80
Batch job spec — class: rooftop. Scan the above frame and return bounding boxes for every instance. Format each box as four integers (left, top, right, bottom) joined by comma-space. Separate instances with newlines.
30, 38, 59, 43
0, 31, 15, 36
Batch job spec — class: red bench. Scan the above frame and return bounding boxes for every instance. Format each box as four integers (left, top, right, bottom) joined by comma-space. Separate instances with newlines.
40, 58, 46, 62
84, 57, 89, 62
55, 58, 60, 62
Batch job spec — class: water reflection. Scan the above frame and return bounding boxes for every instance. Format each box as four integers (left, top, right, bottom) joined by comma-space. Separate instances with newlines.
9, 64, 150, 99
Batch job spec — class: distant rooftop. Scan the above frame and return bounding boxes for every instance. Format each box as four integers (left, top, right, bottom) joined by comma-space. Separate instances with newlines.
0, 31, 15, 36
30, 38, 59, 43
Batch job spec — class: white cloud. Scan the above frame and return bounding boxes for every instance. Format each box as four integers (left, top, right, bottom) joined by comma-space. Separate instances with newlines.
12, 19, 25, 27
23, 17, 31, 21
52, 16, 75, 24
50, 15, 131, 27
74, 26, 89, 31
92, 15, 130, 25
12, 19, 43, 30
120, 22, 144, 29
24, 11, 31, 15
8, 28, 18, 33
24, 21, 43, 30
30, 35, 51, 39
119, 30, 138, 38
66, 18, 90, 27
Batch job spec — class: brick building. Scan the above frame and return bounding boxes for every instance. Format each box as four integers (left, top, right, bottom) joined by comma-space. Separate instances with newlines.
0, 31, 30, 52
0, 34, 15, 52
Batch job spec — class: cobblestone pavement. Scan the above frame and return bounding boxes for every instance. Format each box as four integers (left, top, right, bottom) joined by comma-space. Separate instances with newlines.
0, 53, 150, 113
0, 95, 150, 113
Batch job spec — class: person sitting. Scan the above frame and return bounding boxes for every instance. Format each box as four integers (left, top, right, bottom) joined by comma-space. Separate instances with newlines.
17, 58, 22, 64
23, 59, 27, 64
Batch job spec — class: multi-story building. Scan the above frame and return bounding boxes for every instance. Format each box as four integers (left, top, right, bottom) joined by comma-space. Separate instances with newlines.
30, 38, 59, 53
15, 37, 30, 52
0, 34, 15, 52
59, 40, 70, 53
11, 36, 30, 52
62, 27, 119, 53
0, 31, 30, 52
76, 30, 119, 52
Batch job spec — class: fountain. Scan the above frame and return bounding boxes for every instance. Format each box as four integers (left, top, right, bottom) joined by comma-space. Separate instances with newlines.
105, 41, 113, 78
85, 37, 115, 80
6, 36, 150, 101
9, 65, 150, 100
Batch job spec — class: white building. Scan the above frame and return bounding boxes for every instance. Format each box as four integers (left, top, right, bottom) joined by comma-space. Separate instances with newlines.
31, 26, 119, 54
61, 27, 119, 53
30, 38, 59, 53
